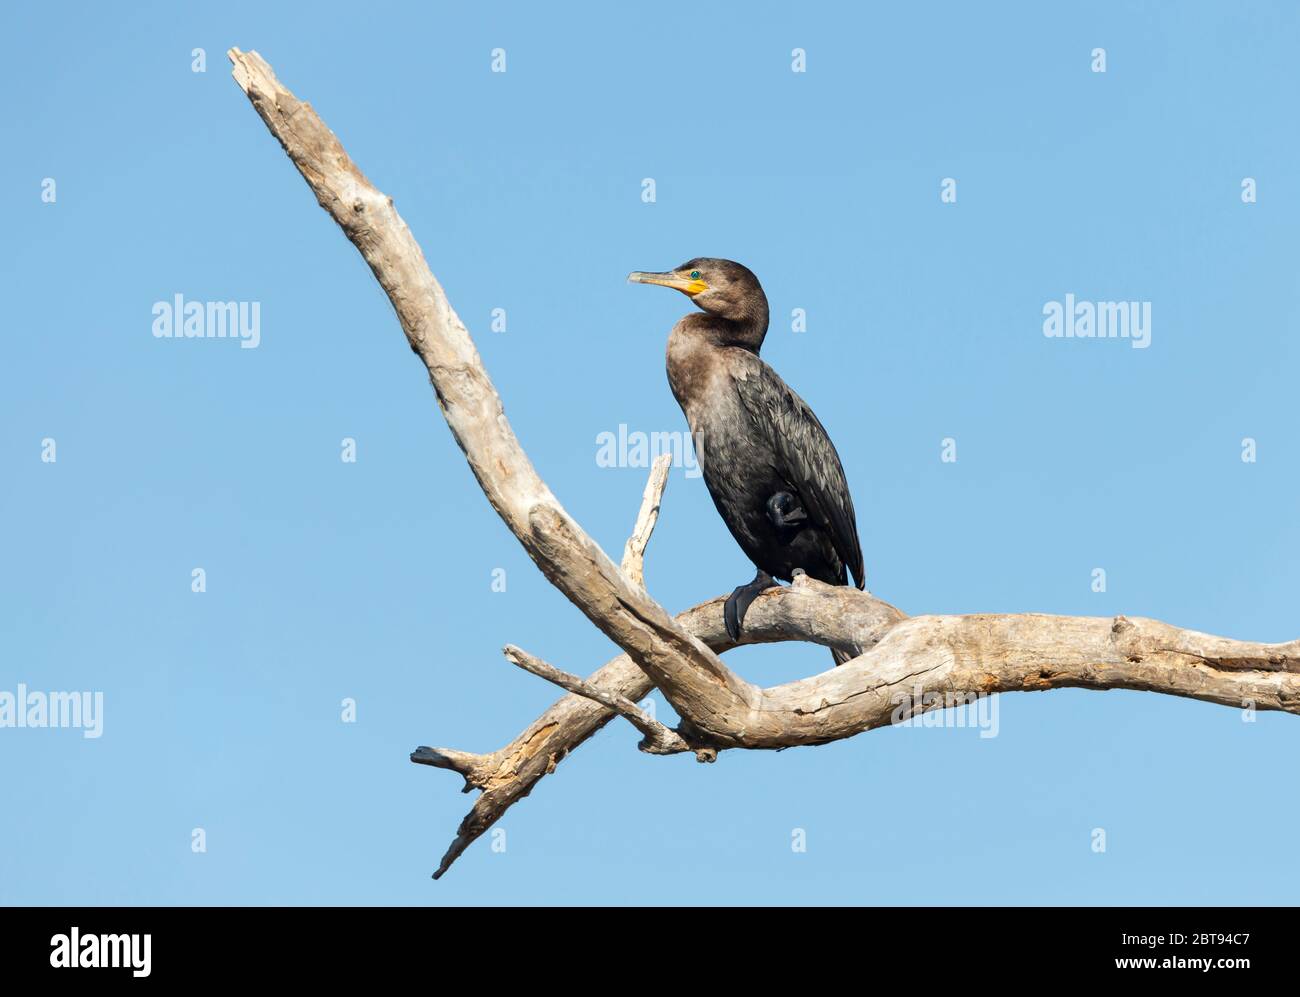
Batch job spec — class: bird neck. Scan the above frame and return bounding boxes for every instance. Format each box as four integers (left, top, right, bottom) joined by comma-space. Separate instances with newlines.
700, 303, 769, 353
666, 310, 767, 417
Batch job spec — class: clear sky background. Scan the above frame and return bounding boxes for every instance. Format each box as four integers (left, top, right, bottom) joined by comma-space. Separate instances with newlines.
3, 1, 1298, 905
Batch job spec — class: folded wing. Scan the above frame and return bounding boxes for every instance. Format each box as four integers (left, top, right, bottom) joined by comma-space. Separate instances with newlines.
733, 354, 865, 588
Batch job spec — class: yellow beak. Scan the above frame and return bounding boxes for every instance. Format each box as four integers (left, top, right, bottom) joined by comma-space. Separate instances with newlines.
628, 271, 709, 296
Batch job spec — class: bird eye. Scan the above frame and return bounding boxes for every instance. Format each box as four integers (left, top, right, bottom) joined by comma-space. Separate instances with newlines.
689, 270, 701, 280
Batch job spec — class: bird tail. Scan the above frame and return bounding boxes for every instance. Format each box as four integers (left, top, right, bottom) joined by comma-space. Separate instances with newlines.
831, 646, 856, 667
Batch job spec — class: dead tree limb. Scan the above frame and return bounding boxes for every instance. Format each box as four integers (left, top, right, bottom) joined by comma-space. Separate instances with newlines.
229, 49, 1300, 880
503, 643, 701, 758
620, 452, 671, 589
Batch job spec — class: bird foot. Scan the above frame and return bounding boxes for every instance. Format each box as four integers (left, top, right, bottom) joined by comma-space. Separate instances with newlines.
766, 491, 808, 529
724, 569, 778, 641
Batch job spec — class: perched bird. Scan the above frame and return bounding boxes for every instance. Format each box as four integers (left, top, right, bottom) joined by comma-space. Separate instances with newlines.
629, 258, 865, 662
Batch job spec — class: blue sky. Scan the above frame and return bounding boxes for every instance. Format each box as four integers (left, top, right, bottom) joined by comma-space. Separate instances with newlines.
3, 1, 1298, 905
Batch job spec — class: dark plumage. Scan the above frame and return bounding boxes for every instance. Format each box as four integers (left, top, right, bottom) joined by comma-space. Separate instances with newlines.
629, 258, 865, 660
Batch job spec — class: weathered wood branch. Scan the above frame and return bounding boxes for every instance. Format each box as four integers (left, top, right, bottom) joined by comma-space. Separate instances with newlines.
620, 452, 671, 589
228, 47, 750, 733
229, 49, 1299, 881
414, 580, 905, 877
415, 578, 1300, 876
503, 643, 702, 758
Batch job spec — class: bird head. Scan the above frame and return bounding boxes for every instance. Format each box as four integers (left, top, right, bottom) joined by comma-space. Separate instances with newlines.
628, 258, 769, 343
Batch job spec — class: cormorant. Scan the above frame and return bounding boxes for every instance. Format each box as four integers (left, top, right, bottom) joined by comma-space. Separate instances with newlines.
629, 259, 865, 662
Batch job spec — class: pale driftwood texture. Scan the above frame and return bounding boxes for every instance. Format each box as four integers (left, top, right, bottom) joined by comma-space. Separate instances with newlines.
503, 643, 702, 758
620, 452, 671, 589
229, 49, 1300, 880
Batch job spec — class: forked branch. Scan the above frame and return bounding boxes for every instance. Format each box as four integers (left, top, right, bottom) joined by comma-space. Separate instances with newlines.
229, 49, 1300, 880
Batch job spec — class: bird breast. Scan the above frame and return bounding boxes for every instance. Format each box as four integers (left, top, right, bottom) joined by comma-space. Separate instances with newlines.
665, 319, 733, 421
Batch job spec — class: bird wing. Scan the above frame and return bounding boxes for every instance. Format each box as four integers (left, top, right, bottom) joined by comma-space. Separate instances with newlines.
732, 352, 865, 588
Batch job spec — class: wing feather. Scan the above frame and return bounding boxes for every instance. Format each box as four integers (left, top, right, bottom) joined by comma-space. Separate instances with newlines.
733, 354, 865, 588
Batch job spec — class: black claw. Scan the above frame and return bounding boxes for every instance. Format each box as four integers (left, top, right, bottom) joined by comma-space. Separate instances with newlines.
724, 569, 778, 640
724, 592, 742, 641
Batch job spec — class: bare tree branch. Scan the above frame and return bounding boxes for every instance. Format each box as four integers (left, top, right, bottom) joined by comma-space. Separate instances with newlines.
228, 49, 1299, 880
228, 47, 753, 732
620, 452, 671, 589
503, 643, 703, 758
414, 579, 905, 878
